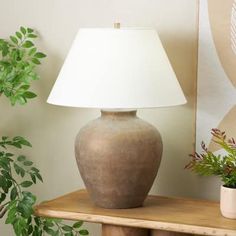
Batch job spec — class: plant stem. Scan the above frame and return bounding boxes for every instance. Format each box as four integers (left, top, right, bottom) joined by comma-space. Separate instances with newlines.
2, 201, 10, 207
55, 222, 64, 235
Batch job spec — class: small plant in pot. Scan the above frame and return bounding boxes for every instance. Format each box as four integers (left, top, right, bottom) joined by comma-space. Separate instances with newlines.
185, 128, 236, 219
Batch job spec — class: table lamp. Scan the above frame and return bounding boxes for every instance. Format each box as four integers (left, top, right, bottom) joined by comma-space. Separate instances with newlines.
47, 24, 186, 209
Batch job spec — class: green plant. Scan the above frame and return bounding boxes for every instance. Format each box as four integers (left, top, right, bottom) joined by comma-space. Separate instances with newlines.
0, 27, 89, 236
185, 128, 236, 188
0, 26, 46, 105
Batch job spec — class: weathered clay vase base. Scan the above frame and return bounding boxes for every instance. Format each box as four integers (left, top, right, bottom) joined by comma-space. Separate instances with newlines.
75, 110, 163, 209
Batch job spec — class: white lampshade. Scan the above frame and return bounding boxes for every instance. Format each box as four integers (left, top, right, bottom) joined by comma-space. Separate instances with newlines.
47, 27, 186, 108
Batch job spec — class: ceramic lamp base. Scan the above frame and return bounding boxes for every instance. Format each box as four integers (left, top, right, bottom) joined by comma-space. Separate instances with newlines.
75, 110, 163, 209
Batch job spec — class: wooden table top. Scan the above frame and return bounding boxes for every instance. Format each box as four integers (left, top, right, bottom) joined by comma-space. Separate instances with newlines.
35, 190, 236, 236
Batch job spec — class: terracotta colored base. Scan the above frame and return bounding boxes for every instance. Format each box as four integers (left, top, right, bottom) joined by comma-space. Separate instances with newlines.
75, 110, 163, 208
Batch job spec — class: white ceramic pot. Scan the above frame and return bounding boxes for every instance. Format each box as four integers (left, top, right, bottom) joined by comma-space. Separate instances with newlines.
220, 185, 236, 219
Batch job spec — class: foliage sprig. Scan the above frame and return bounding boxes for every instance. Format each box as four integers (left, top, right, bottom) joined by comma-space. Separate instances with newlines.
0, 26, 46, 105
0, 137, 89, 236
0, 27, 89, 236
186, 128, 236, 188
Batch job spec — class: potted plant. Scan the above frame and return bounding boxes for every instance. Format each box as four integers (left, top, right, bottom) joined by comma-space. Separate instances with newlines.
185, 128, 236, 219
0, 27, 89, 235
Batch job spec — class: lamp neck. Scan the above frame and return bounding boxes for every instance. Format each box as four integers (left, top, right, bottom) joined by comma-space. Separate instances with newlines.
101, 109, 137, 118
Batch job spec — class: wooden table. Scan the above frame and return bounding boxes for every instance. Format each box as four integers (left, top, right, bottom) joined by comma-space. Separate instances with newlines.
35, 190, 236, 236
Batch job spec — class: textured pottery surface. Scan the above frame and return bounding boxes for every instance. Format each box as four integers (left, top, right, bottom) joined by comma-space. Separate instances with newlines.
220, 185, 236, 219
75, 110, 163, 209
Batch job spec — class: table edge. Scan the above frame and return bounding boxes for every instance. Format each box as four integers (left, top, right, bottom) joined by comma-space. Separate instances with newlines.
34, 207, 236, 236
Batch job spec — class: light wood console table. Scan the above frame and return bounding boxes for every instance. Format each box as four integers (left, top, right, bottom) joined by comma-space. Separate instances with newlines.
35, 190, 236, 236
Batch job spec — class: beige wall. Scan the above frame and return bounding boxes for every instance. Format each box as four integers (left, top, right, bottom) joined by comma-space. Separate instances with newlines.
0, 0, 203, 235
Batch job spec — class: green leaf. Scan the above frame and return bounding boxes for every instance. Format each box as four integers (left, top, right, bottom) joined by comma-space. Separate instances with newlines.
28, 34, 37, 38
22, 40, 34, 48
0, 175, 6, 187
10, 187, 18, 200
79, 229, 89, 235
0, 158, 10, 170
6, 207, 17, 224
5, 153, 14, 157
6, 179, 12, 188
27, 216, 32, 224
14, 163, 25, 177
1, 169, 12, 180
7, 199, 17, 210
31, 167, 40, 173
44, 227, 55, 235
10, 36, 18, 45
16, 31, 22, 39
17, 155, 26, 162
20, 168, 26, 178
73, 221, 83, 228
0, 193, 6, 203
17, 202, 33, 218
28, 47, 37, 56
23, 91, 37, 99
34, 217, 40, 226
27, 28, 34, 33
65, 233, 73, 236
19, 85, 30, 90
35, 172, 43, 182
62, 225, 73, 232
22, 191, 36, 204
20, 181, 33, 188
53, 230, 60, 236
28, 225, 33, 235
44, 219, 54, 227
34, 52, 46, 58
20, 26, 27, 35
11, 142, 22, 148
16, 96, 27, 105
32, 226, 39, 236
19, 138, 32, 147
31, 58, 41, 65
30, 173, 36, 184
23, 161, 33, 166
14, 163, 21, 175
0, 174, 8, 194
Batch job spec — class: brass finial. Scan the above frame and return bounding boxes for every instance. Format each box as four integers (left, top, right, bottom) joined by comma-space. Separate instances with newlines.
114, 23, 121, 29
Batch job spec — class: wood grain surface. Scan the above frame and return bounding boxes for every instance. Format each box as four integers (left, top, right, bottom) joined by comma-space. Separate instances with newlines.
34, 190, 236, 236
